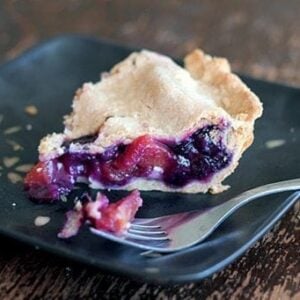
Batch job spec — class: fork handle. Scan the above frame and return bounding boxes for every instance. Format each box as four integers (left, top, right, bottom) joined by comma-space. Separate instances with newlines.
212, 178, 300, 223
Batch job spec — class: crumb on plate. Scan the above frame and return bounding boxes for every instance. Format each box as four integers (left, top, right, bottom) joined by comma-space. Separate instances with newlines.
7, 172, 23, 184
4, 126, 22, 135
25, 105, 38, 116
34, 216, 50, 226
3, 156, 20, 168
265, 139, 286, 149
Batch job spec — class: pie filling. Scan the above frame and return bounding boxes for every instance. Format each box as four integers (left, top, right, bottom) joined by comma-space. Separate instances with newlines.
25, 124, 232, 201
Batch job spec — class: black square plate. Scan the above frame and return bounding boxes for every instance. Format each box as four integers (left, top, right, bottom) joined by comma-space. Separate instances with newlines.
0, 36, 299, 284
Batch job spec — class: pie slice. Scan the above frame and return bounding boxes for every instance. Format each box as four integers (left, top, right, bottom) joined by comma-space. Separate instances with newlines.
24, 49, 263, 201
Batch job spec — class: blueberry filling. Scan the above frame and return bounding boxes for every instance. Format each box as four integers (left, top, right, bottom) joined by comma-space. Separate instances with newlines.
25, 125, 232, 200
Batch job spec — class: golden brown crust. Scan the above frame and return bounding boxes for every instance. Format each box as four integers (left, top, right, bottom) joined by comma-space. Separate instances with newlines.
38, 49, 263, 194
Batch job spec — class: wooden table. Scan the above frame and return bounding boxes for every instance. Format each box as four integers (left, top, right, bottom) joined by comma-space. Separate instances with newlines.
0, 1, 299, 299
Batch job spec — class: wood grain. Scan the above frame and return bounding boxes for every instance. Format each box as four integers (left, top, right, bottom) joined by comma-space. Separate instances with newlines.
0, 1, 299, 299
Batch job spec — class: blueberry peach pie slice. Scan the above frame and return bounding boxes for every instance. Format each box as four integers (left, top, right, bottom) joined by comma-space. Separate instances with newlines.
25, 49, 263, 201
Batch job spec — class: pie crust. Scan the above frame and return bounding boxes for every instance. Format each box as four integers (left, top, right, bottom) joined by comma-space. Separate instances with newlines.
35, 49, 262, 194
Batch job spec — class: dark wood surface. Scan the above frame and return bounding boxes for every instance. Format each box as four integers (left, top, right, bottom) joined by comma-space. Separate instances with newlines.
0, 1, 299, 299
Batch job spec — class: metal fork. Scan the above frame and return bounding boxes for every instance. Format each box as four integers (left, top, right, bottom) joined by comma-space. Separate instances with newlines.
91, 178, 300, 252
